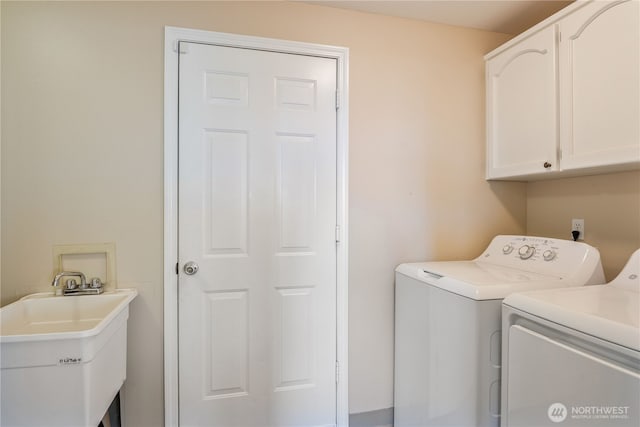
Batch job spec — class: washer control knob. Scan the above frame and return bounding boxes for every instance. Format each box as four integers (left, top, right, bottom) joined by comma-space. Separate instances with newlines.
502, 244, 514, 255
518, 245, 535, 260
543, 250, 556, 261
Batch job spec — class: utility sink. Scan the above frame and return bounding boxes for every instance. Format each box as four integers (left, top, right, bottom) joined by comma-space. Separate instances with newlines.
1, 289, 137, 427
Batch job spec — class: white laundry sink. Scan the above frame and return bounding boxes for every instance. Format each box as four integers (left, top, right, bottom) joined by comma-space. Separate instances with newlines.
0, 289, 137, 427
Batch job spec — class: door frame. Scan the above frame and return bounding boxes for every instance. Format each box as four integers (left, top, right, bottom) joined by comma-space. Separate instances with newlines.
163, 26, 349, 426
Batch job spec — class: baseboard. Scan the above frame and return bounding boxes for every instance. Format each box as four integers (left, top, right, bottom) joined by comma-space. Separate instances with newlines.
349, 407, 394, 427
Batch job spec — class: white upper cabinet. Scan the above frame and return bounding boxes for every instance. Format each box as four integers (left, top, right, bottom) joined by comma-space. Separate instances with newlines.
559, 0, 640, 171
485, 0, 640, 181
486, 26, 558, 180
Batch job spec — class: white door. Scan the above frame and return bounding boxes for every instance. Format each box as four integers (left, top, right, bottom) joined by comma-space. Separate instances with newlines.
178, 42, 338, 426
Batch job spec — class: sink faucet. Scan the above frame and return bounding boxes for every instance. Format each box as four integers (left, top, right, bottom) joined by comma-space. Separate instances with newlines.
52, 271, 104, 295
52, 271, 87, 289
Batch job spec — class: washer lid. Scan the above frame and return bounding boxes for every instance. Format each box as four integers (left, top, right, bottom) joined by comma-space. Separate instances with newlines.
396, 261, 564, 300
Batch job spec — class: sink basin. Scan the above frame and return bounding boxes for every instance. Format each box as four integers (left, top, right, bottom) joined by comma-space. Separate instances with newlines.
1, 289, 137, 427
1, 289, 136, 339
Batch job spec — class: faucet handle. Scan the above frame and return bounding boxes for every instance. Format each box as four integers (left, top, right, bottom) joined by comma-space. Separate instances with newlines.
89, 277, 103, 289
65, 279, 78, 290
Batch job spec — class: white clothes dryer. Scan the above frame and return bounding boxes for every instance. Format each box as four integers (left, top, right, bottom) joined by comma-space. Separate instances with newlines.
394, 235, 605, 427
501, 249, 640, 427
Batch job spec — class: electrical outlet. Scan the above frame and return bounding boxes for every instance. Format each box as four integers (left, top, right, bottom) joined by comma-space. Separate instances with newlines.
572, 218, 585, 240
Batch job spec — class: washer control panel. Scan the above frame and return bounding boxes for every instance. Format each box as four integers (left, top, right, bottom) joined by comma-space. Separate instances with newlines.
489, 236, 561, 263
478, 235, 603, 280
500, 241, 557, 261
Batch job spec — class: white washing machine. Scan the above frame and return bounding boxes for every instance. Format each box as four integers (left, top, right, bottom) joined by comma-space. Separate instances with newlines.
501, 249, 640, 427
394, 235, 605, 427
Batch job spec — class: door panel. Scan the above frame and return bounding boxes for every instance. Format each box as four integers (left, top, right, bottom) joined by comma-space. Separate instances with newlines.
204, 129, 249, 256
178, 42, 337, 427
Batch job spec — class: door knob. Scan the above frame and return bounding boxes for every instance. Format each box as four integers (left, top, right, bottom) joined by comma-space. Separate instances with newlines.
543, 161, 552, 169
183, 261, 199, 275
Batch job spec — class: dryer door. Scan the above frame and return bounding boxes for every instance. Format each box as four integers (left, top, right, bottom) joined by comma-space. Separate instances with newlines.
505, 325, 640, 427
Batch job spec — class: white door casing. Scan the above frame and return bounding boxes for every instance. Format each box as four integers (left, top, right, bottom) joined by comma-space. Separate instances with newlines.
164, 28, 349, 427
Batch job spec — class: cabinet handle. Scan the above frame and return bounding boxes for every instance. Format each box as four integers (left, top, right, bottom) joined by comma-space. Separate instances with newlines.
543, 162, 552, 169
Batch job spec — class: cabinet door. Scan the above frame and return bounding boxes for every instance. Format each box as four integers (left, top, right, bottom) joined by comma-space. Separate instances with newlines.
486, 26, 558, 180
559, 0, 640, 171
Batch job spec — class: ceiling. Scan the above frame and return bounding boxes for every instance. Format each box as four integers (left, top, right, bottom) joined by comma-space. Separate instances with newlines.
306, 1, 573, 35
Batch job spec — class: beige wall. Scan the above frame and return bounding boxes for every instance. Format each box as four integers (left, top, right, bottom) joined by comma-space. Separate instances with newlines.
1, 1, 524, 424
527, 171, 640, 280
